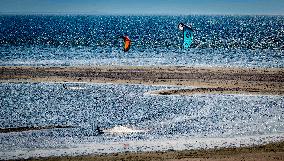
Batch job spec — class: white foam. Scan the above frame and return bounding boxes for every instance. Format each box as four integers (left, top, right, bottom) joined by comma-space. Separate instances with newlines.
66, 86, 86, 90
103, 125, 147, 134
62, 83, 87, 90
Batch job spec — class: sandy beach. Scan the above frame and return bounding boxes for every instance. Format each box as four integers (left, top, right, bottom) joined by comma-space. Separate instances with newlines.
0, 66, 283, 95
26, 141, 284, 161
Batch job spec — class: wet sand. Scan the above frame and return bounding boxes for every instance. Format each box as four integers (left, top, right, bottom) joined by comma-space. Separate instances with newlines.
0, 66, 283, 95
26, 141, 284, 161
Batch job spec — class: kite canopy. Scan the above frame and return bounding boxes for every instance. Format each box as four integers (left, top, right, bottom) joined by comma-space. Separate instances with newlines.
178, 23, 194, 49
121, 36, 131, 52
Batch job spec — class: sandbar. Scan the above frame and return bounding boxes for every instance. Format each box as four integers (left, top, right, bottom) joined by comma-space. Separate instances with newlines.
0, 66, 283, 95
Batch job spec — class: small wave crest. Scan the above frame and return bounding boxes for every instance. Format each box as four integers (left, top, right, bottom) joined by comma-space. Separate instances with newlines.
103, 125, 147, 134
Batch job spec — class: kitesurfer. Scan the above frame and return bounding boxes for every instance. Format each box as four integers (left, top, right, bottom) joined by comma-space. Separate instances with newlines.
178, 23, 194, 49
120, 35, 131, 52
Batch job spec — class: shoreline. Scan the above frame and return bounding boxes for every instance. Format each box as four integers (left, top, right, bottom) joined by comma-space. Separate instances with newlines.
1, 65, 283, 95
12, 140, 284, 161
1, 132, 284, 160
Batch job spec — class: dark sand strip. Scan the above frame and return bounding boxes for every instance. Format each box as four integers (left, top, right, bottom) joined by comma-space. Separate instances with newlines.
0, 125, 74, 133
150, 87, 284, 95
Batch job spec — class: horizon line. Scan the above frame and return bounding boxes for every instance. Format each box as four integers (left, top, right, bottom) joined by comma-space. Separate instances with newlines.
1, 12, 284, 17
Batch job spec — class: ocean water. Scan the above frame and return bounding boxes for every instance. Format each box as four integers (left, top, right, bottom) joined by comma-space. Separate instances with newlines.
0, 15, 283, 67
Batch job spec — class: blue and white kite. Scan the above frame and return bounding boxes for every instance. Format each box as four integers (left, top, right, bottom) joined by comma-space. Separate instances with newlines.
178, 23, 194, 49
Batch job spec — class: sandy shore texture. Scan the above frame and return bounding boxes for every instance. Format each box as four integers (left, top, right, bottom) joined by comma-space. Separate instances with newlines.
25, 141, 284, 161
0, 66, 283, 95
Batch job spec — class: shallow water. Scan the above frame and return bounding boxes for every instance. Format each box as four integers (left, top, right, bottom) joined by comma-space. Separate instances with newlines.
0, 83, 283, 159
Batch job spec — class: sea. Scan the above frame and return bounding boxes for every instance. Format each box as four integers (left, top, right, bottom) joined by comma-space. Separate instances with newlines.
0, 15, 283, 67
0, 15, 284, 159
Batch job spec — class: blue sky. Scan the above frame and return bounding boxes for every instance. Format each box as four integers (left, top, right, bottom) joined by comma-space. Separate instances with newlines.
0, 0, 284, 15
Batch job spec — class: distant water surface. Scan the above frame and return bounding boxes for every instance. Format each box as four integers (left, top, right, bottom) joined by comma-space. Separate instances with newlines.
0, 15, 283, 67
